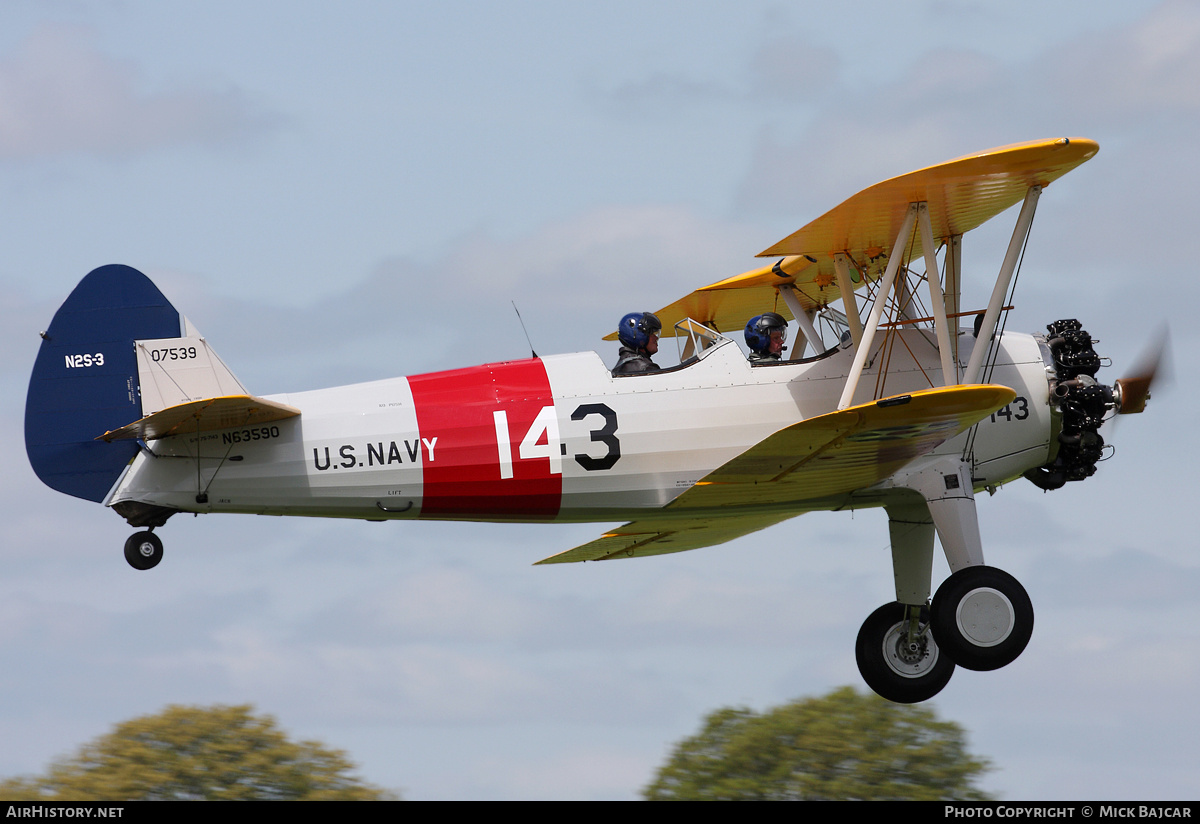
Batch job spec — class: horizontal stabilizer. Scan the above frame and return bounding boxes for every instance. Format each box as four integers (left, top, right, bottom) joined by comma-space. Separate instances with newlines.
97, 395, 300, 442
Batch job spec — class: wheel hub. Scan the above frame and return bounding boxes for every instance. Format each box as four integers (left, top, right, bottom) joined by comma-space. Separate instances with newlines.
882, 623, 938, 678
138, 541, 156, 558
955, 587, 1014, 647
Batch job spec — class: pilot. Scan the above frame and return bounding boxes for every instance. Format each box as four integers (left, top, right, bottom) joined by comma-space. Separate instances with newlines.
745, 312, 788, 362
612, 311, 662, 375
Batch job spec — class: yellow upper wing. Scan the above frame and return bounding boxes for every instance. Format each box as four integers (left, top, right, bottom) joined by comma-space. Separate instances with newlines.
612, 137, 1098, 339
535, 384, 1014, 564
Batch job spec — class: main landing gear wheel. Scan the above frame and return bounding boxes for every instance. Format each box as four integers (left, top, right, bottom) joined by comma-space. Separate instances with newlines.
855, 603, 955, 704
124, 531, 163, 571
931, 565, 1033, 671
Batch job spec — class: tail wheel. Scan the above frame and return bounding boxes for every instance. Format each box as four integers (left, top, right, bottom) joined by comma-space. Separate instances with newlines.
124, 531, 163, 571
855, 603, 955, 704
931, 565, 1033, 671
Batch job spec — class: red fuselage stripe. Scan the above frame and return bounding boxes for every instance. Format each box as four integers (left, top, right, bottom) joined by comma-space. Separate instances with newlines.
408, 358, 562, 518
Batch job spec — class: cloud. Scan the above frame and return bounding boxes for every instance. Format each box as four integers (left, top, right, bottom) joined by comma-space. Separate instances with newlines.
1051, 0, 1200, 118
736, 1, 1200, 213
748, 38, 840, 103
599, 72, 738, 114
125, 203, 762, 392
589, 35, 840, 119
0, 25, 283, 161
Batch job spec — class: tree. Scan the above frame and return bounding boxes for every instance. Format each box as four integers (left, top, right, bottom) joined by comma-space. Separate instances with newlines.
643, 686, 992, 800
0, 704, 395, 801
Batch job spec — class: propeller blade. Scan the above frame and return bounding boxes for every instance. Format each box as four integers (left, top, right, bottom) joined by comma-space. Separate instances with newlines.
1114, 328, 1169, 414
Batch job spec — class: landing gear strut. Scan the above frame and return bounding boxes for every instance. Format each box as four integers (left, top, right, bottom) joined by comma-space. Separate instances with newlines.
124, 531, 163, 571
855, 602, 955, 704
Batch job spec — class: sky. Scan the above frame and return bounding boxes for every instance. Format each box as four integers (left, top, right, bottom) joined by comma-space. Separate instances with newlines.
1, 0, 1197, 800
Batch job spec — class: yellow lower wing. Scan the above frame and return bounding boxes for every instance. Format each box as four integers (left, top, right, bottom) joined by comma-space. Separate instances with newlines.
535, 384, 1013, 564
97, 395, 300, 442
533, 512, 797, 564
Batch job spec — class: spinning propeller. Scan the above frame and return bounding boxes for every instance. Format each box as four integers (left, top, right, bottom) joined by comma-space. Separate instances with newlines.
1111, 329, 1169, 415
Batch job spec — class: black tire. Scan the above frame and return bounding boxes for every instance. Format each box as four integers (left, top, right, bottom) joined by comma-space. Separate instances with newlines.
855, 602, 955, 704
931, 565, 1033, 671
124, 531, 163, 571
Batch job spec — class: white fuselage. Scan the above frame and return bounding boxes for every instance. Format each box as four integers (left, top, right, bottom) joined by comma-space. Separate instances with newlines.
109, 328, 1057, 523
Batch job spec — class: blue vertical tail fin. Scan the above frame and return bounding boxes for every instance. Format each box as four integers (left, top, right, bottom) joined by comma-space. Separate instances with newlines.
25, 265, 184, 503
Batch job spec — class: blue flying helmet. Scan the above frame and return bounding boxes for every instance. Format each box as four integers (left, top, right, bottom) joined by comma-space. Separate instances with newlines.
744, 312, 788, 354
617, 311, 662, 349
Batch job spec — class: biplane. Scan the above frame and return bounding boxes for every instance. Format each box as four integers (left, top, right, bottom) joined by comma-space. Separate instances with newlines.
25, 137, 1157, 703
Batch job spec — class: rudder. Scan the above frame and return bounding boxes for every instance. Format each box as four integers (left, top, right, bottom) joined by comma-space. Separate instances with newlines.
25, 265, 184, 502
